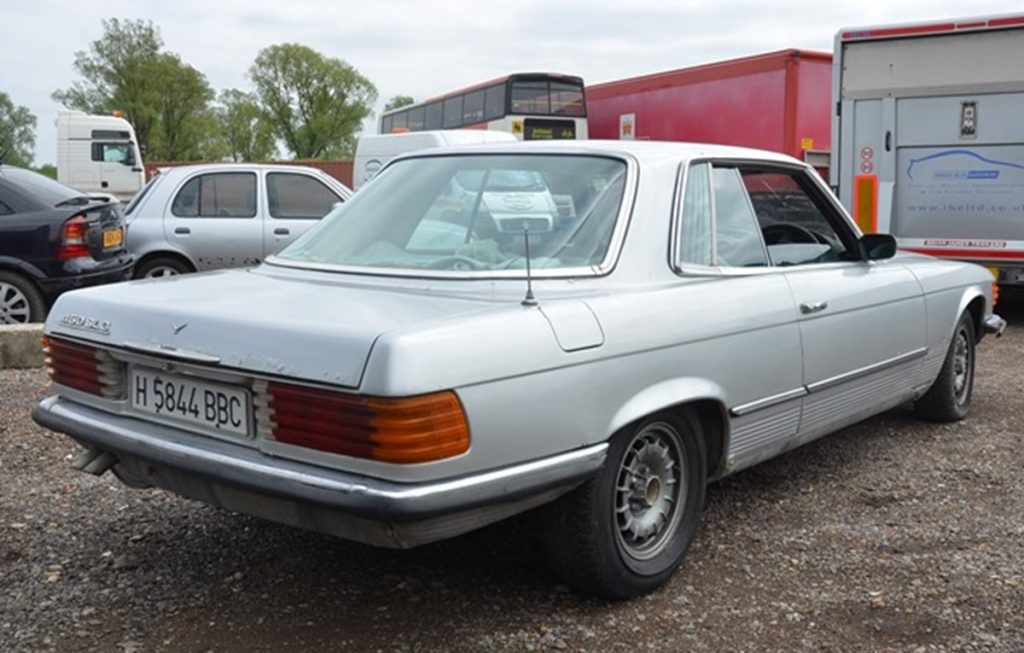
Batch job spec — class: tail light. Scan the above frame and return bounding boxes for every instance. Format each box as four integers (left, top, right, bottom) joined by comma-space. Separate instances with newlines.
992, 281, 1000, 308
254, 381, 470, 464
57, 214, 90, 260
43, 337, 125, 399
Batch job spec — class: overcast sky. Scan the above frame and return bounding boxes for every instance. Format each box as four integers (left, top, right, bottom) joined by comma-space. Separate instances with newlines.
3, 0, 1020, 165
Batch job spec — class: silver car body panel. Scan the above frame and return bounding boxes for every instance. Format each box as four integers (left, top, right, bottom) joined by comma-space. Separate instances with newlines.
126, 164, 353, 271
35, 141, 1000, 546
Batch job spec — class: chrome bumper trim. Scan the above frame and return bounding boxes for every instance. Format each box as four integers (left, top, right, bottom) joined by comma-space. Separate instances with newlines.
984, 313, 1006, 337
33, 396, 607, 522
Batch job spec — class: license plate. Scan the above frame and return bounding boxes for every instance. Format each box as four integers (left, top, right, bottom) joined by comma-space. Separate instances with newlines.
130, 368, 250, 438
103, 227, 123, 249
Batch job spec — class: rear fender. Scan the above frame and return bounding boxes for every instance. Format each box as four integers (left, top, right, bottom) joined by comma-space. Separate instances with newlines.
608, 376, 729, 448
0, 256, 46, 281
954, 285, 987, 341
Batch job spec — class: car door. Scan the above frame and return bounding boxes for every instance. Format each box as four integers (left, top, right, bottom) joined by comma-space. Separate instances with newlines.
674, 161, 805, 471
730, 163, 926, 442
93, 142, 141, 199
263, 171, 345, 258
163, 171, 263, 271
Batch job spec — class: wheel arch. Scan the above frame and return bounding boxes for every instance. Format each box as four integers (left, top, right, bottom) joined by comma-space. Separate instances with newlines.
956, 287, 986, 344
133, 250, 197, 275
607, 378, 730, 481
0, 256, 46, 282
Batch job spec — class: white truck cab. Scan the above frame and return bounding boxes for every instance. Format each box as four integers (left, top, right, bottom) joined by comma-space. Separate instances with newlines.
353, 130, 517, 190
57, 110, 145, 203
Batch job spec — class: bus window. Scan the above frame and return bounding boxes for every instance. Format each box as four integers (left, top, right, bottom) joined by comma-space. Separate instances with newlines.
425, 102, 443, 130
484, 84, 505, 120
392, 112, 408, 130
443, 97, 463, 128
407, 106, 426, 131
381, 115, 393, 134
511, 81, 550, 114
551, 82, 585, 116
463, 90, 485, 124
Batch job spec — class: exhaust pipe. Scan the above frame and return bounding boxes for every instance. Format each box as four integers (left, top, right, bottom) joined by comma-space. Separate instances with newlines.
71, 447, 118, 476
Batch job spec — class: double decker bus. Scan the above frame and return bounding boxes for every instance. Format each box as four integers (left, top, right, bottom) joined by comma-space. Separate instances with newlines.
379, 73, 588, 140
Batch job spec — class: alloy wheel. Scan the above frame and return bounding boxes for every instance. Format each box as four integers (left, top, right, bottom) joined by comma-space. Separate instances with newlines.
0, 282, 32, 324
614, 421, 687, 561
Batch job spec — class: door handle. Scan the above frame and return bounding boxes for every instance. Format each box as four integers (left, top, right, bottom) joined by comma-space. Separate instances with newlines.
800, 301, 828, 314
273, 228, 290, 236
174, 227, 191, 235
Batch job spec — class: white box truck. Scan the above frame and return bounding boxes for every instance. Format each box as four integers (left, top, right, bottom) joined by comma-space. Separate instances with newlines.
831, 13, 1024, 284
57, 110, 145, 203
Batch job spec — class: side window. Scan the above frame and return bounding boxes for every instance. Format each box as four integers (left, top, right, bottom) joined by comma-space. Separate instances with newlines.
424, 102, 443, 130
171, 173, 257, 218
740, 168, 852, 266
267, 173, 340, 220
712, 167, 768, 267
483, 84, 505, 120
91, 143, 133, 165
677, 163, 713, 266
463, 90, 485, 124
406, 106, 426, 131
443, 97, 463, 128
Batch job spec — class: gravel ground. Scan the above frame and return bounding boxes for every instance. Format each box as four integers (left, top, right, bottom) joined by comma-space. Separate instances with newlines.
2, 297, 1022, 652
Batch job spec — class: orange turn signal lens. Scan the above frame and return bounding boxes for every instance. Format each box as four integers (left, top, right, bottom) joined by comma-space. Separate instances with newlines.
263, 382, 470, 464
367, 393, 471, 463
992, 281, 1000, 308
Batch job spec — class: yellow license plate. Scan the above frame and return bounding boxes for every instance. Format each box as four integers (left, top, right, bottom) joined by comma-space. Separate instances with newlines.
103, 228, 123, 249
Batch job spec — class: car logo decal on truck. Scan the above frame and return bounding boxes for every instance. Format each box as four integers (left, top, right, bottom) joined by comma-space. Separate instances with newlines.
59, 314, 112, 336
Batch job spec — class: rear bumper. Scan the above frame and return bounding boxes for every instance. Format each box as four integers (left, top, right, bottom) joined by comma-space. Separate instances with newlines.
38, 256, 134, 300
32, 395, 607, 548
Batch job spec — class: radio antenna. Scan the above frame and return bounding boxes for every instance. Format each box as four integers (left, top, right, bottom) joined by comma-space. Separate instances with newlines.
521, 226, 538, 307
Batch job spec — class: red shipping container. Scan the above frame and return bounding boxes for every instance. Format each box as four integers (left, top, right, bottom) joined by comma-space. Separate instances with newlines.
586, 50, 832, 170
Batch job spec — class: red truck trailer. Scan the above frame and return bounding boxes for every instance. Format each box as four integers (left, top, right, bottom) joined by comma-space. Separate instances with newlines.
586, 49, 832, 170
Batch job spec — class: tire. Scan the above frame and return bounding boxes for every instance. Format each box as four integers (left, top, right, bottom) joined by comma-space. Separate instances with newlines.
0, 271, 47, 324
134, 256, 193, 279
541, 410, 707, 599
914, 312, 976, 422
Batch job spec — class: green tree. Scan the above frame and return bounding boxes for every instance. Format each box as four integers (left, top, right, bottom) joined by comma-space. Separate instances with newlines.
32, 164, 58, 179
217, 89, 276, 162
384, 95, 415, 112
249, 44, 377, 158
52, 19, 163, 158
146, 54, 222, 161
52, 19, 222, 162
0, 92, 37, 167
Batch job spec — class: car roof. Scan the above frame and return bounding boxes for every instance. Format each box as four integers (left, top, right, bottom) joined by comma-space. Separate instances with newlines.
391, 139, 806, 167
156, 163, 333, 177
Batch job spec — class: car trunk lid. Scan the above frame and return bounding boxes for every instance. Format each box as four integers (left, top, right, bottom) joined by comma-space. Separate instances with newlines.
46, 268, 504, 388
58, 200, 126, 261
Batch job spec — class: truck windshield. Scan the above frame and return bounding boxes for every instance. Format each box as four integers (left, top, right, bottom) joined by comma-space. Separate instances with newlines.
275, 154, 628, 274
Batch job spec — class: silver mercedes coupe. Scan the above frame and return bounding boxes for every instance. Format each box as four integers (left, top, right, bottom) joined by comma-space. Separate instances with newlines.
33, 141, 1005, 599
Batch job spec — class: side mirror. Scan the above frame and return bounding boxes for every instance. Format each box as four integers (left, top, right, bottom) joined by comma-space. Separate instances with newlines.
860, 233, 897, 260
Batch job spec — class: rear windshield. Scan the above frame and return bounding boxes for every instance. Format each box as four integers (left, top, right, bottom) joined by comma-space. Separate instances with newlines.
0, 167, 80, 207
275, 154, 628, 275
124, 173, 163, 215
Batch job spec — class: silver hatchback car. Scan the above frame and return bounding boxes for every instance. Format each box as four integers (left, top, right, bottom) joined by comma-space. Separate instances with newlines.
124, 164, 352, 278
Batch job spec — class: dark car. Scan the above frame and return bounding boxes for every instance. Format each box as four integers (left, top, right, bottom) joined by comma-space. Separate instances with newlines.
0, 166, 133, 324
